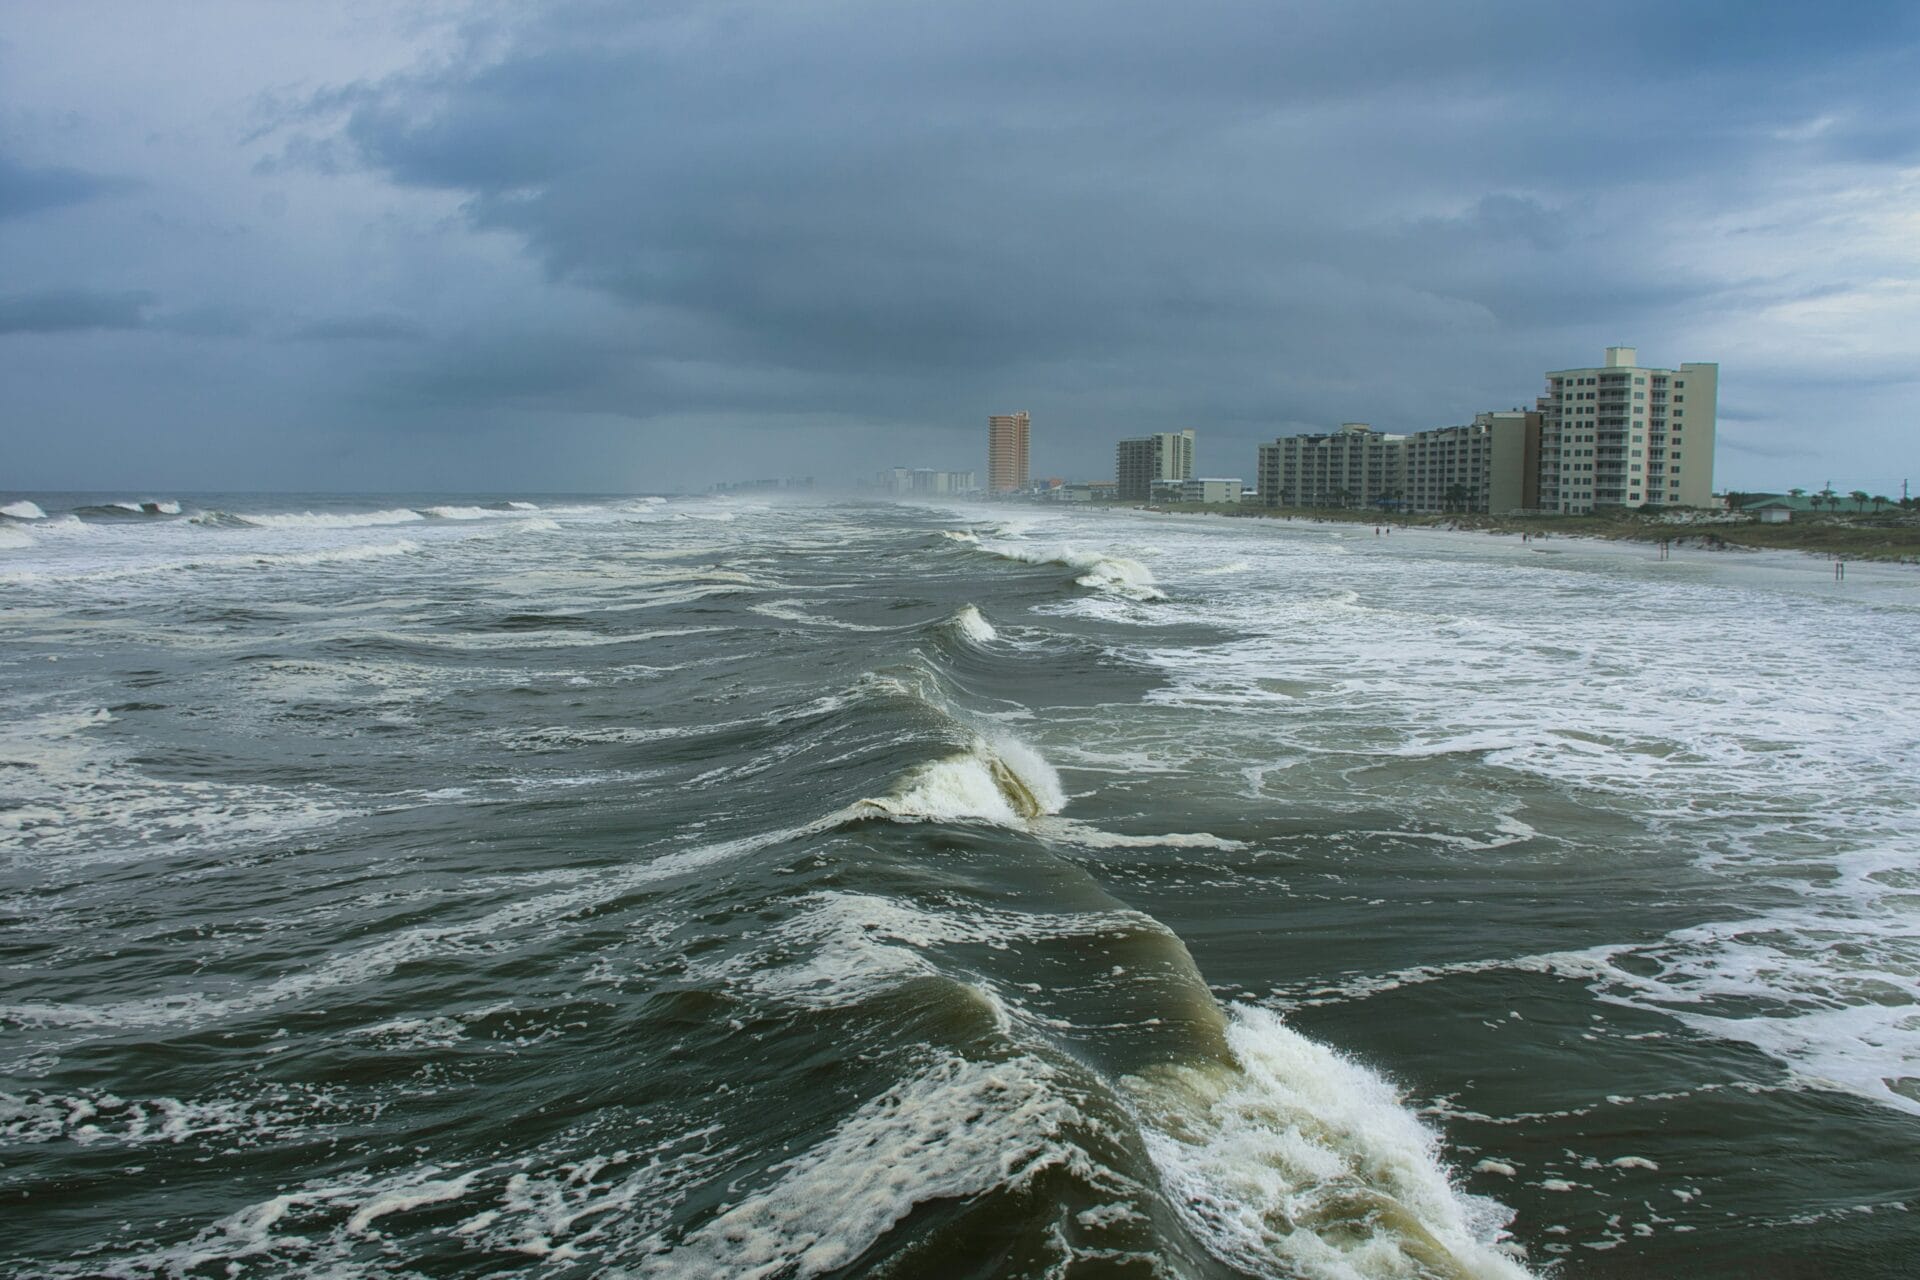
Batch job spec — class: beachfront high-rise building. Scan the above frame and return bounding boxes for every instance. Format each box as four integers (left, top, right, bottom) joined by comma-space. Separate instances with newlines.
988, 412, 1031, 494
1257, 414, 1541, 514
1402, 411, 1541, 514
1115, 430, 1196, 501
1539, 347, 1717, 513
1256, 423, 1405, 509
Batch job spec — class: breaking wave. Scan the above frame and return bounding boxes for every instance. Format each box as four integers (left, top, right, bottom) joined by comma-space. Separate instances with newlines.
2, 500, 47, 520
1131, 1003, 1532, 1279
973, 540, 1167, 600
946, 604, 999, 644
195, 507, 426, 530
855, 734, 1065, 825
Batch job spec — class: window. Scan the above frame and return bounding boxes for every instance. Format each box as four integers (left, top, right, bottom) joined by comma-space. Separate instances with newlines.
1674, 395, 1684, 402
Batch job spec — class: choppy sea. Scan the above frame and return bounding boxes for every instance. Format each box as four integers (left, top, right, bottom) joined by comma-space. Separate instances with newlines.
3, 492, 1917, 1278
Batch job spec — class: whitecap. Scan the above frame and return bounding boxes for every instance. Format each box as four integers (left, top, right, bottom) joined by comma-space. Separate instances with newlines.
639, 1055, 1083, 1279
973, 540, 1167, 601
855, 734, 1066, 825
949, 604, 998, 643
202, 508, 426, 530
1132, 1003, 1533, 1278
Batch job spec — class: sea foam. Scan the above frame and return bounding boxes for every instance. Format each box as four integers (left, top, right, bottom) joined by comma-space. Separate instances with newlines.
639, 1055, 1082, 1279
1133, 1003, 1533, 1279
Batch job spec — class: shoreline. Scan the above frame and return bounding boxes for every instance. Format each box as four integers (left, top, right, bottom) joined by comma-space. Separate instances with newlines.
1073, 501, 1920, 565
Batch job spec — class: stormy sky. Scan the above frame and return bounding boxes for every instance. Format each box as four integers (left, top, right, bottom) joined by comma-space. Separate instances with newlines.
3, 1, 1917, 495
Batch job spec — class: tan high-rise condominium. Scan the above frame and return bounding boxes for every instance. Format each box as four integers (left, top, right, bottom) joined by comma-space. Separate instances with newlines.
988, 412, 1031, 493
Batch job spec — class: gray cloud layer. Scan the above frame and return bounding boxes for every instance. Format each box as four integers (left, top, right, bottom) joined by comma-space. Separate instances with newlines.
0, 289, 153, 334
0, 155, 139, 221
4, 1, 1918, 492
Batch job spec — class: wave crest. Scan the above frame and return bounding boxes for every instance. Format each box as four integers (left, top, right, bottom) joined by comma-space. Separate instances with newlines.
1133, 1003, 1532, 1279
974, 540, 1166, 600
856, 735, 1065, 825
947, 604, 998, 644
195, 508, 426, 530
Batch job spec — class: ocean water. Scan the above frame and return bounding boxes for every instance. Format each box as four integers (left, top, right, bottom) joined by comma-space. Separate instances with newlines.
3, 492, 1916, 1278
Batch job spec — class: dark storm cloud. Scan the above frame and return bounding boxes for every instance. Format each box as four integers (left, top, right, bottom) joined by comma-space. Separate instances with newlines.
0, 289, 153, 334
378, 332, 628, 409
0, 155, 139, 221
284, 0, 1919, 427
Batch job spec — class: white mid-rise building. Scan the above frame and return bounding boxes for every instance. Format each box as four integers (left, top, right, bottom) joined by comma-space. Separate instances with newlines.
1256, 423, 1404, 508
878, 467, 977, 496
1539, 347, 1717, 513
1256, 415, 1540, 514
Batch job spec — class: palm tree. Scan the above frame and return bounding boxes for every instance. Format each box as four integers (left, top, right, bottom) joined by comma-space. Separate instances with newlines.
1872, 495, 1891, 514
1850, 490, 1870, 512
1443, 483, 1470, 513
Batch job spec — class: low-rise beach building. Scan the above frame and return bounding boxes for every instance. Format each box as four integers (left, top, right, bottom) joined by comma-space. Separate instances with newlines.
1178, 478, 1244, 505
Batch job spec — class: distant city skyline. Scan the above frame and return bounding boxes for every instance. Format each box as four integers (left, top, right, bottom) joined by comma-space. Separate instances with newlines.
2, 3, 1916, 495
